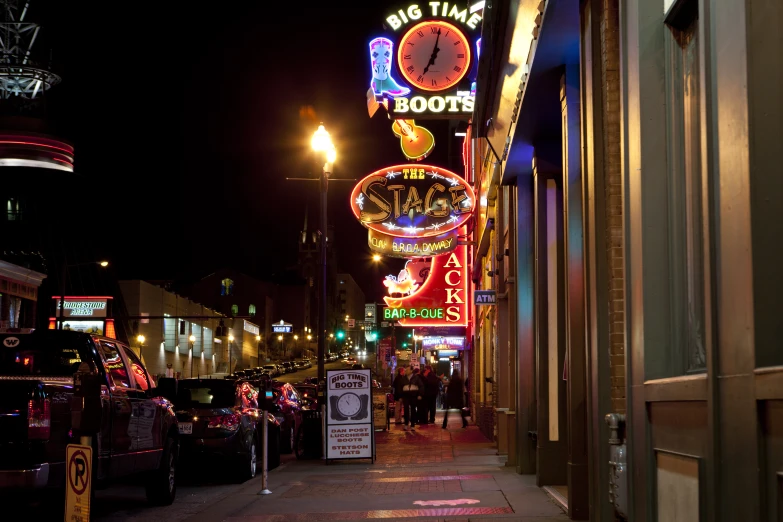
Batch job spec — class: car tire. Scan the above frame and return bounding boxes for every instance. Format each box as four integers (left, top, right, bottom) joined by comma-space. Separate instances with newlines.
237, 437, 257, 482
146, 435, 178, 506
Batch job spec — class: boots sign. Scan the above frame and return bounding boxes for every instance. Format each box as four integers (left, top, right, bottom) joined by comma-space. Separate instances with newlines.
350, 164, 475, 241
367, 3, 482, 120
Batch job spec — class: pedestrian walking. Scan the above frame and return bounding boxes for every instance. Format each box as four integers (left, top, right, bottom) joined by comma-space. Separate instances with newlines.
423, 365, 440, 424
438, 373, 449, 408
442, 369, 467, 429
407, 367, 426, 429
392, 366, 407, 425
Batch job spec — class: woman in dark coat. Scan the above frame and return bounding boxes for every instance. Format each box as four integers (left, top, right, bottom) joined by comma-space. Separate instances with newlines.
441, 370, 467, 428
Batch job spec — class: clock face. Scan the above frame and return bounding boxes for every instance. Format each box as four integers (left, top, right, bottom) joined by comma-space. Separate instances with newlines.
397, 21, 471, 92
337, 393, 362, 417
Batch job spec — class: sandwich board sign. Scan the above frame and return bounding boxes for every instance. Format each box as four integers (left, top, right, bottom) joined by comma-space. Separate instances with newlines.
65, 443, 92, 521
325, 368, 375, 462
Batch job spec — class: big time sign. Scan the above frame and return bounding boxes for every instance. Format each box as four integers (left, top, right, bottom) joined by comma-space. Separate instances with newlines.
350, 164, 475, 245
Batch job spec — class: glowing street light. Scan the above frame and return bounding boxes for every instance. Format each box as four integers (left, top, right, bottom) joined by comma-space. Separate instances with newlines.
312, 123, 336, 385
372, 254, 381, 262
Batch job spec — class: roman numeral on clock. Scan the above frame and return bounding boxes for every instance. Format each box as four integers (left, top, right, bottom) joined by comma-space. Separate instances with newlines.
406, 65, 414, 73
430, 27, 438, 34
457, 53, 465, 58
417, 75, 423, 83
431, 79, 437, 87
417, 30, 424, 37
453, 66, 461, 72
404, 54, 411, 60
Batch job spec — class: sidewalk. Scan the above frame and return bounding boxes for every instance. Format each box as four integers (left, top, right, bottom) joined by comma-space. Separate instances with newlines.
188, 412, 568, 522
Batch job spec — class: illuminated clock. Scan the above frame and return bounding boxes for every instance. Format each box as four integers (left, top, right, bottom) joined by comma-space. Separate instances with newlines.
336, 392, 362, 417
397, 20, 471, 92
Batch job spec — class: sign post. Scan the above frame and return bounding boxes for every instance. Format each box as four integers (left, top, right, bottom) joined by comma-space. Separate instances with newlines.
65, 444, 92, 521
325, 368, 374, 463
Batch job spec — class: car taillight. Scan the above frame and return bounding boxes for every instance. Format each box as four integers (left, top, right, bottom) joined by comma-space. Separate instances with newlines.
206, 413, 240, 431
28, 398, 51, 440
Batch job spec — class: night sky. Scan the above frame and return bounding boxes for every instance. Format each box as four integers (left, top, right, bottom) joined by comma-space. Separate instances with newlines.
35, 1, 470, 302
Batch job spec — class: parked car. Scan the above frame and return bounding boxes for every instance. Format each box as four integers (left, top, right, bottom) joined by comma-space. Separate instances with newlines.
0, 330, 179, 505
172, 378, 280, 479
268, 381, 304, 453
301, 359, 312, 369
293, 361, 306, 370
293, 383, 319, 410
281, 362, 294, 374
262, 364, 280, 377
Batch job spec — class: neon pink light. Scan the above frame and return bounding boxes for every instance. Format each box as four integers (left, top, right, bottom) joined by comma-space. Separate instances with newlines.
51, 157, 74, 167
0, 140, 74, 155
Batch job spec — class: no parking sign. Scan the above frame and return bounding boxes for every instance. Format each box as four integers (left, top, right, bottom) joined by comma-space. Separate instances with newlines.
65, 443, 92, 521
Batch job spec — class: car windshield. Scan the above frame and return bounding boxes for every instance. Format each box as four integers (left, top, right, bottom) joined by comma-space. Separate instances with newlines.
0, 331, 93, 377
263, 365, 275, 370
177, 380, 237, 408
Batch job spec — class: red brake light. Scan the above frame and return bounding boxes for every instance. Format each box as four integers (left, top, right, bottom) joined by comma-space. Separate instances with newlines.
28, 398, 51, 440
206, 413, 240, 431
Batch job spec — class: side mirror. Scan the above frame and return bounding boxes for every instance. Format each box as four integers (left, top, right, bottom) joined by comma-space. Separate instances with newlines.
155, 377, 178, 403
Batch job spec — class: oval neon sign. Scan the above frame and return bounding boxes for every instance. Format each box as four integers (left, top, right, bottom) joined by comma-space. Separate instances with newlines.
350, 164, 474, 238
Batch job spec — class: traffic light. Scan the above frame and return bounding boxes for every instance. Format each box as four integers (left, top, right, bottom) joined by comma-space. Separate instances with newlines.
402, 342, 408, 348
407, 333, 412, 338
336, 330, 345, 340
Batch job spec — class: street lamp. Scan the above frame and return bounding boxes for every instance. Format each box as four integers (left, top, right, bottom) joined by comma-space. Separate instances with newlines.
372, 254, 382, 262
294, 334, 299, 357
278, 334, 283, 358
188, 334, 196, 378
58, 259, 109, 329
312, 123, 335, 385
137, 334, 145, 361
256, 334, 262, 365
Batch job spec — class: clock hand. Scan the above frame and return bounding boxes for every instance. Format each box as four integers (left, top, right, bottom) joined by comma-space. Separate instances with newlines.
422, 29, 441, 76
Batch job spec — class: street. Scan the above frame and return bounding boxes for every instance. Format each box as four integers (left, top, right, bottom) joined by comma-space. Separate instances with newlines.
275, 355, 393, 385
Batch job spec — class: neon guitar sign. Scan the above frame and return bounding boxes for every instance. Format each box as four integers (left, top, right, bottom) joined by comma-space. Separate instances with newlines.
392, 119, 435, 161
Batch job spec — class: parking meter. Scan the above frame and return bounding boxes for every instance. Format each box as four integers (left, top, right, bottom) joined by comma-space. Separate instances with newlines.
258, 376, 275, 411
71, 362, 103, 435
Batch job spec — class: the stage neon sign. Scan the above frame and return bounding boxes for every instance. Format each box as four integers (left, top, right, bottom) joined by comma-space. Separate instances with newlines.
350, 164, 475, 239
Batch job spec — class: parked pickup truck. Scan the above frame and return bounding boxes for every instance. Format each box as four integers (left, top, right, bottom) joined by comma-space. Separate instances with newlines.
0, 330, 179, 505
